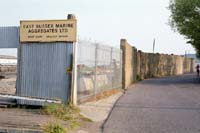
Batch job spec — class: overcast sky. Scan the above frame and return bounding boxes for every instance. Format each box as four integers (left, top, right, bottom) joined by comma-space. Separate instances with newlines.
0, 0, 196, 55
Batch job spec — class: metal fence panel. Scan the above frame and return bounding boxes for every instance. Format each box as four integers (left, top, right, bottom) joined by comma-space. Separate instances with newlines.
17, 43, 73, 104
77, 41, 122, 101
77, 41, 96, 100
96, 45, 112, 93
0, 27, 19, 48
111, 48, 122, 89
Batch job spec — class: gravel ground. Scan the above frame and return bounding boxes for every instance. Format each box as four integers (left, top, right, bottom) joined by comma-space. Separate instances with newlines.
0, 108, 53, 130
0, 72, 16, 95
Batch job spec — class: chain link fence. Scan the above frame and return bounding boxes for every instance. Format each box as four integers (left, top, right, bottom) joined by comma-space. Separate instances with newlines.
77, 41, 122, 101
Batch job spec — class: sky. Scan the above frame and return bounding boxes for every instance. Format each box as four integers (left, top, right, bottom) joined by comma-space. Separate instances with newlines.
0, 0, 196, 56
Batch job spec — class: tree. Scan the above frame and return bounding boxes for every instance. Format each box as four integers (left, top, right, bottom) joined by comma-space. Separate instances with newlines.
169, 0, 200, 57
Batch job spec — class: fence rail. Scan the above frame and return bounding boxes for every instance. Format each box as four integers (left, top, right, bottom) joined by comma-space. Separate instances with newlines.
77, 41, 122, 101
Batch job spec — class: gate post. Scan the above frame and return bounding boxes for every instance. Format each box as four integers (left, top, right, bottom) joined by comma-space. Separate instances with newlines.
68, 14, 78, 106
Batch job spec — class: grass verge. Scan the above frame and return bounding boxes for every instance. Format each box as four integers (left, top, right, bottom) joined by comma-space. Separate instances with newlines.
41, 103, 92, 132
43, 122, 67, 133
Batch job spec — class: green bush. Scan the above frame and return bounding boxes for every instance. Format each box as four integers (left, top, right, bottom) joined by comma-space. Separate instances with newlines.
41, 104, 82, 130
136, 75, 142, 81
41, 103, 92, 131
41, 103, 80, 120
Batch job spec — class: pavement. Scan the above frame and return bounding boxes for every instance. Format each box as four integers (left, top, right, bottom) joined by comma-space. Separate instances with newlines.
75, 91, 123, 133
103, 74, 200, 133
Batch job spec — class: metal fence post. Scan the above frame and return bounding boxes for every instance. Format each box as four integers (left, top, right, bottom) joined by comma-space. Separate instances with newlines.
71, 41, 77, 105
94, 43, 98, 99
110, 48, 113, 89
120, 50, 123, 89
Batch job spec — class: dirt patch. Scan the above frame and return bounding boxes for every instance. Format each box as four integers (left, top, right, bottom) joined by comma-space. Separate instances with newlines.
0, 108, 53, 130
78, 89, 122, 104
0, 106, 95, 132
0, 72, 16, 95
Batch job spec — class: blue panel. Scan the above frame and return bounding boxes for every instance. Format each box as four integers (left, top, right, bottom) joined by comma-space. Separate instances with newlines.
0, 27, 19, 48
17, 43, 73, 104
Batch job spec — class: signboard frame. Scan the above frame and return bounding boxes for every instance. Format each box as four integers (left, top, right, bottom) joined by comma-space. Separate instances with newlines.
19, 19, 77, 43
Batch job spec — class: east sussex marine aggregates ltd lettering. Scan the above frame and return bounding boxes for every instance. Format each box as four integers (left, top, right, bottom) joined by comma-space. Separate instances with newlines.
20, 20, 77, 43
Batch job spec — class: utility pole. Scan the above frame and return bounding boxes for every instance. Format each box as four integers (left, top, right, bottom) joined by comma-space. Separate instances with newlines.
152, 38, 156, 77
185, 50, 187, 57
153, 38, 155, 53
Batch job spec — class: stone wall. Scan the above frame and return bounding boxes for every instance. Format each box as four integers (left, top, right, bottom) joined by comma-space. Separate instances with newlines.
121, 39, 195, 89
120, 39, 134, 89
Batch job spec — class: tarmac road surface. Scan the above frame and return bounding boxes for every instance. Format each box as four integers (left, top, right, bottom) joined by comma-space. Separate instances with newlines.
103, 74, 200, 133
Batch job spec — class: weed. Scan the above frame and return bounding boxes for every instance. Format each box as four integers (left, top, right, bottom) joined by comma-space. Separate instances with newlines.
43, 122, 67, 133
41, 103, 66, 119
136, 75, 142, 81
41, 103, 91, 131
69, 120, 80, 130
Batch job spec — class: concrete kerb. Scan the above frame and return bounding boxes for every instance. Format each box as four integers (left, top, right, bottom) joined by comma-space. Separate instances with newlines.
99, 82, 142, 132
101, 89, 127, 133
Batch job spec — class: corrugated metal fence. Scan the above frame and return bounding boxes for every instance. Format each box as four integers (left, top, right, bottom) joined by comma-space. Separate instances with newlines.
0, 27, 74, 105
0, 27, 19, 48
17, 43, 73, 105
77, 41, 122, 101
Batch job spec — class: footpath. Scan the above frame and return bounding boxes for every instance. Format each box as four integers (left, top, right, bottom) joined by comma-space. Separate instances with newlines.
74, 91, 123, 133
103, 74, 200, 133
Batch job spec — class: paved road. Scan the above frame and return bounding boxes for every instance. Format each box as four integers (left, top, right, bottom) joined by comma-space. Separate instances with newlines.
103, 74, 200, 133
